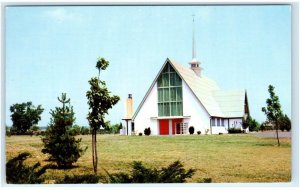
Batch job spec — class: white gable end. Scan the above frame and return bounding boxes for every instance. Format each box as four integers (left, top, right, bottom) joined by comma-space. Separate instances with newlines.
133, 83, 158, 135
182, 80, 211, 133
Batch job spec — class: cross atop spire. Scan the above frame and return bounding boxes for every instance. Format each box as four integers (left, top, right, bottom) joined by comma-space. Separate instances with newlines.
189, 14, 203, 77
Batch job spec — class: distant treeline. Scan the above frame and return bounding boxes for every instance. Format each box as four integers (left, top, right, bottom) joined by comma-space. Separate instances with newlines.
6, 122, 123, 136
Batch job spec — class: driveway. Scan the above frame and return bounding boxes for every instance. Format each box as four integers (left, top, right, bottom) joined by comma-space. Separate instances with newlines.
254, 131, 291, 138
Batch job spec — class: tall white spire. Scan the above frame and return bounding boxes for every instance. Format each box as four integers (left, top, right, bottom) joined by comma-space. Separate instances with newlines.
189, 14, 203, 77
192, 14, 196, 59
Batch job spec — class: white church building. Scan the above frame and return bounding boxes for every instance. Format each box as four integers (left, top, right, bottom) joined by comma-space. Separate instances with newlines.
129, 18, 249, 135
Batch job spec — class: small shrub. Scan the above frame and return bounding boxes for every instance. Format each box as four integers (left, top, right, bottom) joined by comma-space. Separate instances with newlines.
144, 127, 151, 136
205, 129, 210, 135
24, 130, 33, 136
80, 127, 90, 135
189, 126, 194, 135
107, 160, 196, 183
6, 130, 11, 137
228, 128, 242, 134
138, 132, 143, 136
56, 174, 100, 184
198, 177, 212, 183
197, 131, 201, 135
6, 152, 50, 184
40, 131, 45, 136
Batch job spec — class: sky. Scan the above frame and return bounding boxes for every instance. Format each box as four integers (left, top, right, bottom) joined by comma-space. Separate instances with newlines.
5, 5, 291, 127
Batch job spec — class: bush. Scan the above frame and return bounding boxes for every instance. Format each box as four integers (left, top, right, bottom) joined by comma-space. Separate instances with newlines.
189, 126, 194, 135
80, 127, 90, 135
70, 125, 81, 136
228, 128, 242, 134
138, 132, 143, 136
198, 177, 212, 183
6, 130, 11, 137
107, 160, 196, 183
56, 174, 100, 184
6, 152, 50, 184
40, 131, 46, 136
197, 131, 201, 135
144, 127, 151, 136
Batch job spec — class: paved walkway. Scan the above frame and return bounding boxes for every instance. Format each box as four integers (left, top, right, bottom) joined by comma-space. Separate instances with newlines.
254, 131, 291, 138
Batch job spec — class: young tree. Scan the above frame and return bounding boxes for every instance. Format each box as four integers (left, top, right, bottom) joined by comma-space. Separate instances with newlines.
86, 57, 120, 174
10, 102, 44, 134
262, 85, 283, 146
42, 93, 86, 168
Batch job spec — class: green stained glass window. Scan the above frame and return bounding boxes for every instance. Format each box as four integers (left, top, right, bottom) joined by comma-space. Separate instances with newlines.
158, 89, 163, 102
158, 103, 163, 116
163, 88, 169, 101
157, 63, 183, 116
170, 88, 176, 101
176, 88, 182, 101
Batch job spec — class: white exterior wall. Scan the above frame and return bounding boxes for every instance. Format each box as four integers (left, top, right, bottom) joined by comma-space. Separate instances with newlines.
133, 83, 158, 135
210, 118, 229, 134
182, 81, 211, 134
229, 118, 243, 129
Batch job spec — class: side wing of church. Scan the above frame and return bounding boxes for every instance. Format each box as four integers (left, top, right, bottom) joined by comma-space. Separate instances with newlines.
131, 58, 249, 135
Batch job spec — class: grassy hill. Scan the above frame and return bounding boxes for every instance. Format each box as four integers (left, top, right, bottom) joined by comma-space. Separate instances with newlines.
5, 134, 291, 183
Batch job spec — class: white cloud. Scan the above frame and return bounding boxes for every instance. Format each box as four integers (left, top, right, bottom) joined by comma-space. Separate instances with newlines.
45, 8, 81, 23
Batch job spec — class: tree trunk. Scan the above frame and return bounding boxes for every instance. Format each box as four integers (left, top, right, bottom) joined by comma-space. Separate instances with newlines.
275, 121, 280, 147
95, 130, 98, 173
92, 129, 98, 174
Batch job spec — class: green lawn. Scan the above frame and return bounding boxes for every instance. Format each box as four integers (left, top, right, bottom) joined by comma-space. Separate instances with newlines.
5, 134, 291, 183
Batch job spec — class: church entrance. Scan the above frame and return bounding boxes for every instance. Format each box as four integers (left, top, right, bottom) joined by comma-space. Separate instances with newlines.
159, 118, 183, 135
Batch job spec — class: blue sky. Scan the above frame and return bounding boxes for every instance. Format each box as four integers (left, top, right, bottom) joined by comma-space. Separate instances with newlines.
5, 5, 291, 127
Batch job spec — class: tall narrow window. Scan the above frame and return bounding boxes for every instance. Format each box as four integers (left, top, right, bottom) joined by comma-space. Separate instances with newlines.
157, 63, 183, 116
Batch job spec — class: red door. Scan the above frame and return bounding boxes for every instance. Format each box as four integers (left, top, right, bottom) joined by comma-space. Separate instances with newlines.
159, 119, 183, 135
159, 119, 169, 135
172, 119, 183, 134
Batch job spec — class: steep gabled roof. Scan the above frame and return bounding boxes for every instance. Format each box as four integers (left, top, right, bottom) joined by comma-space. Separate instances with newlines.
169, 59, 225, 117
212, 89, 246, 118
132, 58, 246, 120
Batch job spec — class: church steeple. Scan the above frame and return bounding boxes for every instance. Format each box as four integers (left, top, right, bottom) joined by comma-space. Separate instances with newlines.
189, 14, 203, 77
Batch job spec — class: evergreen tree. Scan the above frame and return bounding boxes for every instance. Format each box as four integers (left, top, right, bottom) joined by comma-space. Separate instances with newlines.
87, 57, 120, 174
262, 85, 283, 146
42, 93, 86, 168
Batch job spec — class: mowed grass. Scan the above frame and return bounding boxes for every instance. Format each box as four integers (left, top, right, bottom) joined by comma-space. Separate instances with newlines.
6, 134, 291, 183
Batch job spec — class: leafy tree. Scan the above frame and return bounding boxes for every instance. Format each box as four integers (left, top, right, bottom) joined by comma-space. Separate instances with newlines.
10, 102, 44, 134
243, 116, 260, 132
262, 85, 283, 146
107, 160, 196, 183
42, 93, 86, 168
30, 125, 40, 132
109, 123, 123, 134
6, 152, 50, 184
86, 57, 120, 173
278, 114, 291, 132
